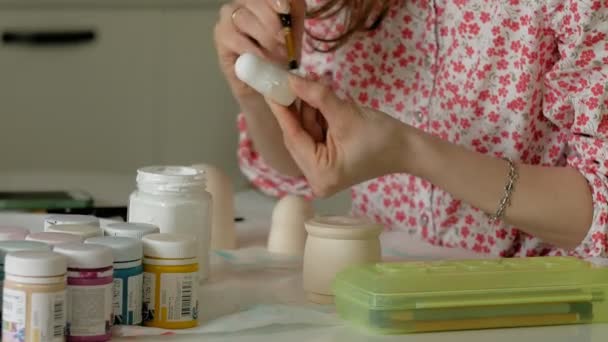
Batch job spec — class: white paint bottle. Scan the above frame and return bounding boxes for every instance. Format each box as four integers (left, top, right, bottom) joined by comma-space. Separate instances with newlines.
128, 166, 212, 282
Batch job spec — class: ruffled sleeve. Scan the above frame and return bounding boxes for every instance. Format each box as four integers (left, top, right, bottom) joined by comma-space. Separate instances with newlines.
543, 0, 608, 256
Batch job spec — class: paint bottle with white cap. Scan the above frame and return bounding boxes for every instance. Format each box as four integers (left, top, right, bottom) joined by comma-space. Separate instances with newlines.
54, 243, 113, 341
0, 241, 52, 314
2, 250, 67, 342
85, 236, 144, 326
141, 233, 199, 329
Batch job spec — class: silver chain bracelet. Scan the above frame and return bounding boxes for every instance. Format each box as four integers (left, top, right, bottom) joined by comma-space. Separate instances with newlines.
489, 158, 518, 222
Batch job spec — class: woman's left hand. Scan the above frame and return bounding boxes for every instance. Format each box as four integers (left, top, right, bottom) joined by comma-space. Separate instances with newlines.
266, 74, 411, 197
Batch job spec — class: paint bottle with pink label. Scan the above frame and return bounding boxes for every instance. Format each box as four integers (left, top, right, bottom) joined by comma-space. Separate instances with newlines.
54, 243, 113, 342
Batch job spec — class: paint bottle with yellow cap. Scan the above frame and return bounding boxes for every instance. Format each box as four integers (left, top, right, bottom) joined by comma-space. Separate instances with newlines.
141, 233, 199, 329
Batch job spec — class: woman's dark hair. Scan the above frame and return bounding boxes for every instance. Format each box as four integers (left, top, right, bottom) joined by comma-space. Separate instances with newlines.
306, 0, 391, 52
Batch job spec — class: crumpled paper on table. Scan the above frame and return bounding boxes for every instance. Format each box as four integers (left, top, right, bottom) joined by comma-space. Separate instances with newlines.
113, 247, 340, 337
113, 304, 341, 337
113, 233, 487, 338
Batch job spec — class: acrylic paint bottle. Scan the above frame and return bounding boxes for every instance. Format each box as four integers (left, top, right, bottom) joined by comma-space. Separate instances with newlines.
2, 250, 67, 342
142, 233, 199, 329
54, 243, 113, 341
85, 236, 143, 326
102, 222, 159, 240
0, 241, 52, 315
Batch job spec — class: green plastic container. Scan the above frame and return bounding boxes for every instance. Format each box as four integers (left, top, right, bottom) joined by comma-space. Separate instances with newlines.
333, 257, 608, 334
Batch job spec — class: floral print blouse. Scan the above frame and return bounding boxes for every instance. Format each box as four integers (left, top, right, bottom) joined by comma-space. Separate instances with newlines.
237, 0, 608, 257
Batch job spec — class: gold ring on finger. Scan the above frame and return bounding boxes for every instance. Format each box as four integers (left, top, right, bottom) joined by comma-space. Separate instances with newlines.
231, 6, 243, 26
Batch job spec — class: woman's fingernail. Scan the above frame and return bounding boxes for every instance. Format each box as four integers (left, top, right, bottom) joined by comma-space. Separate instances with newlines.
274, 0, 291, 14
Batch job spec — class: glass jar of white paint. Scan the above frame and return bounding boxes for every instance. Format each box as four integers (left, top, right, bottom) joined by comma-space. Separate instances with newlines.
128, 166, 212, 282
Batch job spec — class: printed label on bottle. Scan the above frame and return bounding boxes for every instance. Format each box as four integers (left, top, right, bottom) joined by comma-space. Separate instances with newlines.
2, 288, 26, 342
160, 272, 199, 322
112, 279, 123, 325
31, 292, 66, 342
128, 274, 143, 325
142, 272, 156, 323
66, 284, 112, 337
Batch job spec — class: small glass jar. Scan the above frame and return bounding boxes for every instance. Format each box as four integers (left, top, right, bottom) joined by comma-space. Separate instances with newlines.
303, 216, 382, 304
128, 166, 212, 281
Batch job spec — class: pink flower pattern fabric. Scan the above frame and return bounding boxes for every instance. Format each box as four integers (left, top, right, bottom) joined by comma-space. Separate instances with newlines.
238, 0, 608, 257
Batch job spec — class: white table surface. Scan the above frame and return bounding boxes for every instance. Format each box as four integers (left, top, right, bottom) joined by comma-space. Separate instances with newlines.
1, 173, 607, 341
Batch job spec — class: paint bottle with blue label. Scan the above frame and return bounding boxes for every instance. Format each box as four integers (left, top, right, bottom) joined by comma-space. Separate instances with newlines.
85, 236, 143, 325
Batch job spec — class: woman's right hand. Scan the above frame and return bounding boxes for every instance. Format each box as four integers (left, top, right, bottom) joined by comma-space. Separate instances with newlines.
214, 0, 306, 101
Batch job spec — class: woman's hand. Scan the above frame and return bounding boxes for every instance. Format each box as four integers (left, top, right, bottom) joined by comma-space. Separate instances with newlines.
214, 0, 306, 101
267, 75, 412, 197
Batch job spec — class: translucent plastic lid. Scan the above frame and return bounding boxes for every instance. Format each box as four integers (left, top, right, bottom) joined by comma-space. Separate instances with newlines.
142, 233, 197, 259
103, 222, 160, 240
46, 224, 102, 239
54, 243, 113, 269
334, 257, 608, 311
85, 236, 143, 263
5, 251, 67, 278
26, 232, 84, 246
0, 240, 51, 263
44, 214, 99, 229
0, 226, 30, 241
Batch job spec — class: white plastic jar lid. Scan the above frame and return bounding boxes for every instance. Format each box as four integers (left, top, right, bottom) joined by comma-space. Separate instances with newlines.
0, 240, 51, 264
54, 243, 113, 269
305, 216, 383, 240
103, 222, 160, 240
142, 233, 197, 259
0, 226, 30, 241
26, 232, 84, 246
44, 214, 99, 228
85, 236, 143, 263
5, 250, 67, 278
46, 224, 102, 239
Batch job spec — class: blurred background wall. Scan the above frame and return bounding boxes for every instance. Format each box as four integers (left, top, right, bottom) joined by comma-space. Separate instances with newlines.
0, 0, 350, 213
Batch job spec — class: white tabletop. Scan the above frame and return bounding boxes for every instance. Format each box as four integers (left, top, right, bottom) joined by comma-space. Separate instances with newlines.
1, 175, 607, 341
